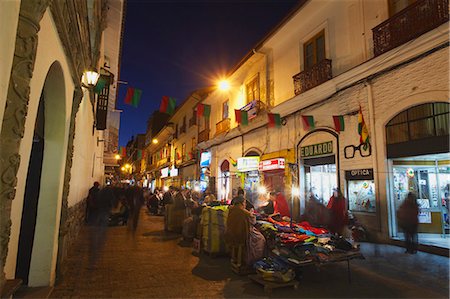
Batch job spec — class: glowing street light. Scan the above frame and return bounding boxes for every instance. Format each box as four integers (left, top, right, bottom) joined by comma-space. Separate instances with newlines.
152, 138, 159, 144
257, 185, 267, 195
121, 166, 125, 171
124, 163, 131, 169
81, 68, 100, 88
218, 80, 230, 91
115, 154, 121, 160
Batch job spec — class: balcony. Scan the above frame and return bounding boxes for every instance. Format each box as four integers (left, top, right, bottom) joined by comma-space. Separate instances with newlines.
189, 117, 197, 127
372, 0, 448, 57
215, 118, 230, 136
293, 59, 332, 96
198, 129, 210, 143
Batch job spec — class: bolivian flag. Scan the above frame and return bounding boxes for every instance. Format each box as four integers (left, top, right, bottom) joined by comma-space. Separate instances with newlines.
358, 106, 370, 149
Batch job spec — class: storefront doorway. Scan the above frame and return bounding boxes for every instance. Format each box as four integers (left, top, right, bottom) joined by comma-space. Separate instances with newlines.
386, 102, 449, 248
298, 129, 339, 212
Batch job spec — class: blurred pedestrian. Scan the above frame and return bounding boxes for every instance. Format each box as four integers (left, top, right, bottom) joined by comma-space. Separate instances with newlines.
397, 192, 419, 254
88, 186, 114, 267
327, 188, 348, 235
86, 181, 100, 224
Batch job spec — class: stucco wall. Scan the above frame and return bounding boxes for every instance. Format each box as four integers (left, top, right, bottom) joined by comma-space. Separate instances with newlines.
0, 0, 21, 126
5, 9, 74, 285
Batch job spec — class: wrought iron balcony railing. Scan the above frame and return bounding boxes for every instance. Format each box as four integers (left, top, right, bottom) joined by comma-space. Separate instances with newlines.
372, 0, 448, 57
293, 59, 332, 96
215, 118, 230, 136
198, 129, 210, 143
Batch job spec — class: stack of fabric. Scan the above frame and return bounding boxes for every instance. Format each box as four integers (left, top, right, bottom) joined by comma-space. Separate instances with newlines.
201, 205, 229, 254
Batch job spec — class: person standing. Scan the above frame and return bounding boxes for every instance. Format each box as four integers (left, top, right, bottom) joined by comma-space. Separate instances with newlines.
327, 188, 348, 235
397, 192, 419, 254
86, 182, 100, 224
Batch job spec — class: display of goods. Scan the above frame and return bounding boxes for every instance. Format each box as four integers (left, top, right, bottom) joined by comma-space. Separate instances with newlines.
201, 206, 229, 254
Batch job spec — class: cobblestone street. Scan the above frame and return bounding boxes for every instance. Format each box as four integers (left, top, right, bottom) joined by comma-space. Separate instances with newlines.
50, 210, 449, 298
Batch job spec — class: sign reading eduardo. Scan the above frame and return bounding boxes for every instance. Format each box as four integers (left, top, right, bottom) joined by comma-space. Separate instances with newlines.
300, 141, 333, 158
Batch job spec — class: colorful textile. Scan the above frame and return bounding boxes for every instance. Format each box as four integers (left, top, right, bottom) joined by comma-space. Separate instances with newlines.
274, 193, 290, 217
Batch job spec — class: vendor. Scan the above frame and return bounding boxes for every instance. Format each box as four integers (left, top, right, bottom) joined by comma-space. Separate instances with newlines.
225, 196, 265, 268
266, 191, 290, 218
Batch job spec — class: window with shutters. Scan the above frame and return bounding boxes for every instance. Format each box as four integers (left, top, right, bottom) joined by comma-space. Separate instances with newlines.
303, 30, 325, 70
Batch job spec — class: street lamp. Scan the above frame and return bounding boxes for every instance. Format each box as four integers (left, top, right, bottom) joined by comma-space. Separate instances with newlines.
152, 138, 158, 144
218, 79, 230, 91
115, 154, 121, 160
81, 68, 100, 88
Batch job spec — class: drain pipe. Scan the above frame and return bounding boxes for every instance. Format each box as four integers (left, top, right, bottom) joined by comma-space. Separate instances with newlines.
365, 81, 382, 234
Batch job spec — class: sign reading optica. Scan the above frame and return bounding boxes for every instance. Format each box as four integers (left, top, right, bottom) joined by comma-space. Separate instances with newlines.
300, 141, 333, 158
237, 157, 260, 172
258, 158, 285, 171
200, 151, 211, 167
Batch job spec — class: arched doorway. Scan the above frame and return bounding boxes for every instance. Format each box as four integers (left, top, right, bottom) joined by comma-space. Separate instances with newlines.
386, 102, 449, 246
297, 128, 340, 214
15, 61, 67, 286
218, 160, 231, 202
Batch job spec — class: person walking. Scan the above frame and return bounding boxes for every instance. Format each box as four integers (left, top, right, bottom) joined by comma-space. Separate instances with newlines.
327, 188, 348, 235
397, 192, 419, 254
86, 181, 100, 224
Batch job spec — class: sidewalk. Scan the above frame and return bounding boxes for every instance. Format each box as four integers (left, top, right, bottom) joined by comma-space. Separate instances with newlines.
50, 210, 449, 298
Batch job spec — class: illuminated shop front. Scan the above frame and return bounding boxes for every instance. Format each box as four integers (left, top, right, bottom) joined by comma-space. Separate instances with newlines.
386, 102, 449, 245
298, 130, 339, 210
237, 155, 260, 205
346, 169, 376, 213
199, 151, 211, 191
259, 158, 286, 194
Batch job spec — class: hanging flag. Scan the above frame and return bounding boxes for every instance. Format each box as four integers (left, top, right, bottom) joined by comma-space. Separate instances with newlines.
301, 115, 315, 131
160, 96, 176, 115
119, 146, 127, 157
94, 76, 108, 94
137, 149, 142, 160
235, 109, 248, 126
333, 115, 345, 133
131, 89, 142, 107
203, 104, 211, 118
176, 151, 181, 160
124, 87, 134, 105
358, 106, 370, 149
124, 87, 142, 107
197, 103, 204, 117
268, 113, 282, 128
229, 157, 237, 167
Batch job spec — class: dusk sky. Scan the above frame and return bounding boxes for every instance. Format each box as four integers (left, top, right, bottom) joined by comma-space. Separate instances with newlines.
117, 0, 299, 146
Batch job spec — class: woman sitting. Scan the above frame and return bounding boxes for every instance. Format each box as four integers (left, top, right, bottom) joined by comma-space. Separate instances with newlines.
225, 197, 265, 270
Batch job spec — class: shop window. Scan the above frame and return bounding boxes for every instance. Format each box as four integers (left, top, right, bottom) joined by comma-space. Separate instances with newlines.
246, 75, 260, 103
303, 30, 326, 70
386, 102, 450, 145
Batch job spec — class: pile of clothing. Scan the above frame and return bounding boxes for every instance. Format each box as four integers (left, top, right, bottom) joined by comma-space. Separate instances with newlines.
255, 216, 357, 267
253, 257, 296, 283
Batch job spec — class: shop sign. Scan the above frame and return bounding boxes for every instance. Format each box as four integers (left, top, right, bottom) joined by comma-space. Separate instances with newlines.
200, 151, 211, 167
160, 167, 169, 178
258, 158, 285, 171
237, 157, 260, 172
345, 168, 374, 180
300, 141, 333, 158
170, 167, 178, 177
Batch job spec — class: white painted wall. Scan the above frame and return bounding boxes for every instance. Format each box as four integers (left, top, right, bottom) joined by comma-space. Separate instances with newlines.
0, 0, 21, 126
4, 8, 104, 287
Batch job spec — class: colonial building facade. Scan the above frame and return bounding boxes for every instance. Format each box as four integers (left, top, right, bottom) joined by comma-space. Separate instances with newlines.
0, 0, 124, 293
153, 0, 449, 249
